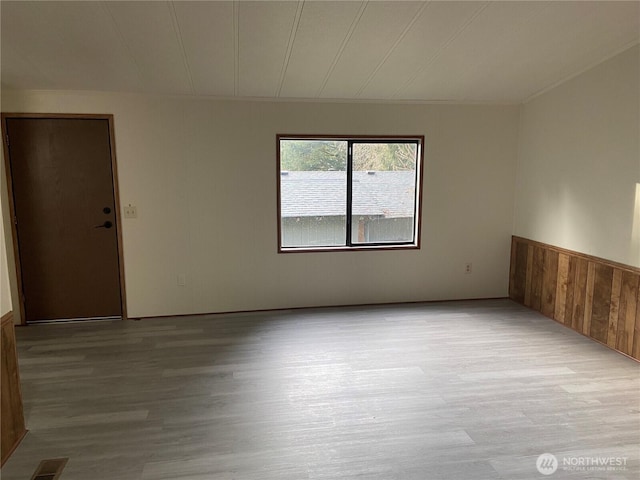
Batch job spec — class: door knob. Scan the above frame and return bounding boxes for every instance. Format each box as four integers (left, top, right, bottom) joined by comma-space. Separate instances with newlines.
95, 221, 113, 229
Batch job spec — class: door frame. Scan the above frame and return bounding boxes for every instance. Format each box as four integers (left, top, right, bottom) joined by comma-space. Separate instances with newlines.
1, 113, 128, 325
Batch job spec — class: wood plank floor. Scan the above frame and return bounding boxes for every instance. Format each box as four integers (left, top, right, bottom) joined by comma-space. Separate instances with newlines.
2, 299, 638, 480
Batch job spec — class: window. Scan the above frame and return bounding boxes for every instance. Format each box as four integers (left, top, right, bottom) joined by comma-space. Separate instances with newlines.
277, 135, 423, 251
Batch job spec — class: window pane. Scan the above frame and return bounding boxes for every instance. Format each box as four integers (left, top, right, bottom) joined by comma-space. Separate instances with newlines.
351, 143, 417, 244
280, 140, 348, 247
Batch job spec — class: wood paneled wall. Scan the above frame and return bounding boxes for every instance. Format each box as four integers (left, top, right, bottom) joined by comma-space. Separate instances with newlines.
1, 312, 26, 466
509, 236, 640, 361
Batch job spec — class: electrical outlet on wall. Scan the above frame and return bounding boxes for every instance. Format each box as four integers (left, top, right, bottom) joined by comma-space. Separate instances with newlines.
465, 262, 472, 274
177, 274, 186, 286
124, 205, 137, 218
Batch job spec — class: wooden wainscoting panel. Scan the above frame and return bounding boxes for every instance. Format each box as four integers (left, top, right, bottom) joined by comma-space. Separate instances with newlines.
509, 238, 528, 303
524, 245, 534, 306
509, 236, 640, 361
583, 262, 596, 337
590, 264, 613, 344
616, 271, 639, 355
530, 246, 545, 311
564, 256, 577, 327
554, 253, 570, 324
633, 281, 640, 359
541, 249, 558, 318
1, 312, 26, 465
570, 257, 589, 333
509, 237, 518, 300
607, 269, 623, 348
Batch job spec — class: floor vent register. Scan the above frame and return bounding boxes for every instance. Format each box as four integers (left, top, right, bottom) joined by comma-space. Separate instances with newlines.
30, 458, 68, 480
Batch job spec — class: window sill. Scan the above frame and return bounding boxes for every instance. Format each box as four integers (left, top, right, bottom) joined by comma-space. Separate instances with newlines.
278, 244, 420, 253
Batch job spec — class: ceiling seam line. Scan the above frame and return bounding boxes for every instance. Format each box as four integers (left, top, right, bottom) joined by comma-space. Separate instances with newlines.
99, 1, 144, 86
355, 1, 432, 98
233, 1, 239, 96
315, 0, 369, 98
168, 1, 195, 95
449, 2, 552, 102
391, 1, 490, 99
520, 1, 636, 104
2, 44, 57, 88
276, 0, 305, 97
524, 38, 640, 105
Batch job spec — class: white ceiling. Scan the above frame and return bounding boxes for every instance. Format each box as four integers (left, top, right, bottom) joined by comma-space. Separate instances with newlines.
1, 1, 638, 103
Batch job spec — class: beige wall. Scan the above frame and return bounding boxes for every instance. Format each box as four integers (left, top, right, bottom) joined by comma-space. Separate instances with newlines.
514, 45, 640, 267
1, 147, 19, 322
1, 91, 519, 317
0, 197, 12, 318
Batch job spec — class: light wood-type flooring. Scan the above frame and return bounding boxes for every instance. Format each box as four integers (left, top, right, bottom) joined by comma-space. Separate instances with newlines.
2, 299, 639, 479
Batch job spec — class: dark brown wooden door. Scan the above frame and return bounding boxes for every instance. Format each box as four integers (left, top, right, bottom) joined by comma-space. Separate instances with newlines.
5, 118, 122, 322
